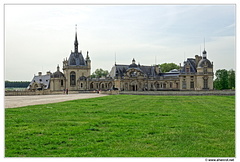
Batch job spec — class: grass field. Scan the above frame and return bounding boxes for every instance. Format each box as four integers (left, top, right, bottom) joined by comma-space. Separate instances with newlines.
5, 95, 235, 157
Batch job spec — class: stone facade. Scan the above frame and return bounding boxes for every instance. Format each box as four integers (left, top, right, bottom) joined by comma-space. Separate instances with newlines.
28, 29, 214, 91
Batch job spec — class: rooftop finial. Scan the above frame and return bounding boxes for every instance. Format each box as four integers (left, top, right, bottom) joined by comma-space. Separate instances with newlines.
200, 45, 201, 56
202, 38, 207, 59
132, 58, 136, 64
115, 52, 116, 65
204, 37, 205, 50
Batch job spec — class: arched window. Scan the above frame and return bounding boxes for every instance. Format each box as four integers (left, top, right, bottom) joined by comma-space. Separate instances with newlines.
176, 82, 179, 88
90, 82, 94, 89
108, 82, 112, 89
70, 71, 76, 86
163, 83, 166, 89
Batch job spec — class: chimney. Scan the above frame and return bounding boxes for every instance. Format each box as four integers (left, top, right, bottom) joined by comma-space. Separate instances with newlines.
155, 65, 160, 74
195, 55, 202, 68
38, 72, 42, 76
46, 71, 51, 75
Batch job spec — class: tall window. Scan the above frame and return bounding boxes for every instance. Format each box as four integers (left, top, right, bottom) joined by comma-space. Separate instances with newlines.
70, 71, 76, 86
190, 81, 194, 89
182, 81, 186, 89
61, 80, 64, 86
203, 78, 208, 89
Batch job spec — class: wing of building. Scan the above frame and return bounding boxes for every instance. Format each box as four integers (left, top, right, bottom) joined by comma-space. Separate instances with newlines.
28, 28, 214, 91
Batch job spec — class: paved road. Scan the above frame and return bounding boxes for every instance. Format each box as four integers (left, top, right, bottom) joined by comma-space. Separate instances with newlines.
5, 93, 107, 108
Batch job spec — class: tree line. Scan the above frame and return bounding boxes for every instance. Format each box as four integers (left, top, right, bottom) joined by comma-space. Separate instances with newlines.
214, 69, 235, 90
5, 81, 30, 88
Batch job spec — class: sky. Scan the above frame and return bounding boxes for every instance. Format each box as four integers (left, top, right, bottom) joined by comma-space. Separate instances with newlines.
4, 4, 236, 81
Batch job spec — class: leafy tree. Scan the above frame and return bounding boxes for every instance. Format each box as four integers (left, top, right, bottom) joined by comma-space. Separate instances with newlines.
228, 69, 235, 89
159, 63, 179, 73
91, 68, 109, 78
214, 69, 230, 90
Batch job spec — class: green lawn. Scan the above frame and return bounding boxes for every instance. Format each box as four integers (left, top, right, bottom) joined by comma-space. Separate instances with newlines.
5, 95, 235, 157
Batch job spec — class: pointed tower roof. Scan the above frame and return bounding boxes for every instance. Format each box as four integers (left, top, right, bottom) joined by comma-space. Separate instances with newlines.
68, 25, 86, 66
74, 24, 78, 53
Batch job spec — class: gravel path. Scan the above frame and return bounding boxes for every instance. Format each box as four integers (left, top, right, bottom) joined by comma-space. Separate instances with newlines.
5, 93, 108, 108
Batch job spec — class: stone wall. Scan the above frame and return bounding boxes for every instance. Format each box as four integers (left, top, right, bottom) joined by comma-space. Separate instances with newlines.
99, 90, 119, 95
5, 90, 98, 96
5, 90, 52, 96
5, 89, 234, 96
119, 90, 235, 96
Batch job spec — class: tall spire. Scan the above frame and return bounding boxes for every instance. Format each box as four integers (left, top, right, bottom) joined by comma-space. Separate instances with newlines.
74, 24, 78, 53
202, 38, 207, 59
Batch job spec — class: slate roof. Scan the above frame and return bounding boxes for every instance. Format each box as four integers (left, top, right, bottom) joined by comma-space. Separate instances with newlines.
28, 74, 50, 89
109, 63, 159, 78
180, 58, 197, 73
198, 58, 213, 68
51, 71, 65, 78
68, 52, 86, 66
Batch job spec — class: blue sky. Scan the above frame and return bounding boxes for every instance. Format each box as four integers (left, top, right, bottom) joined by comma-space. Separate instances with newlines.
5, 4, 236, 81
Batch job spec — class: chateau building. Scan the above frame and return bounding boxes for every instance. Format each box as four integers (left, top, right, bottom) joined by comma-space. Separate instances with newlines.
28, 29, 214, 91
